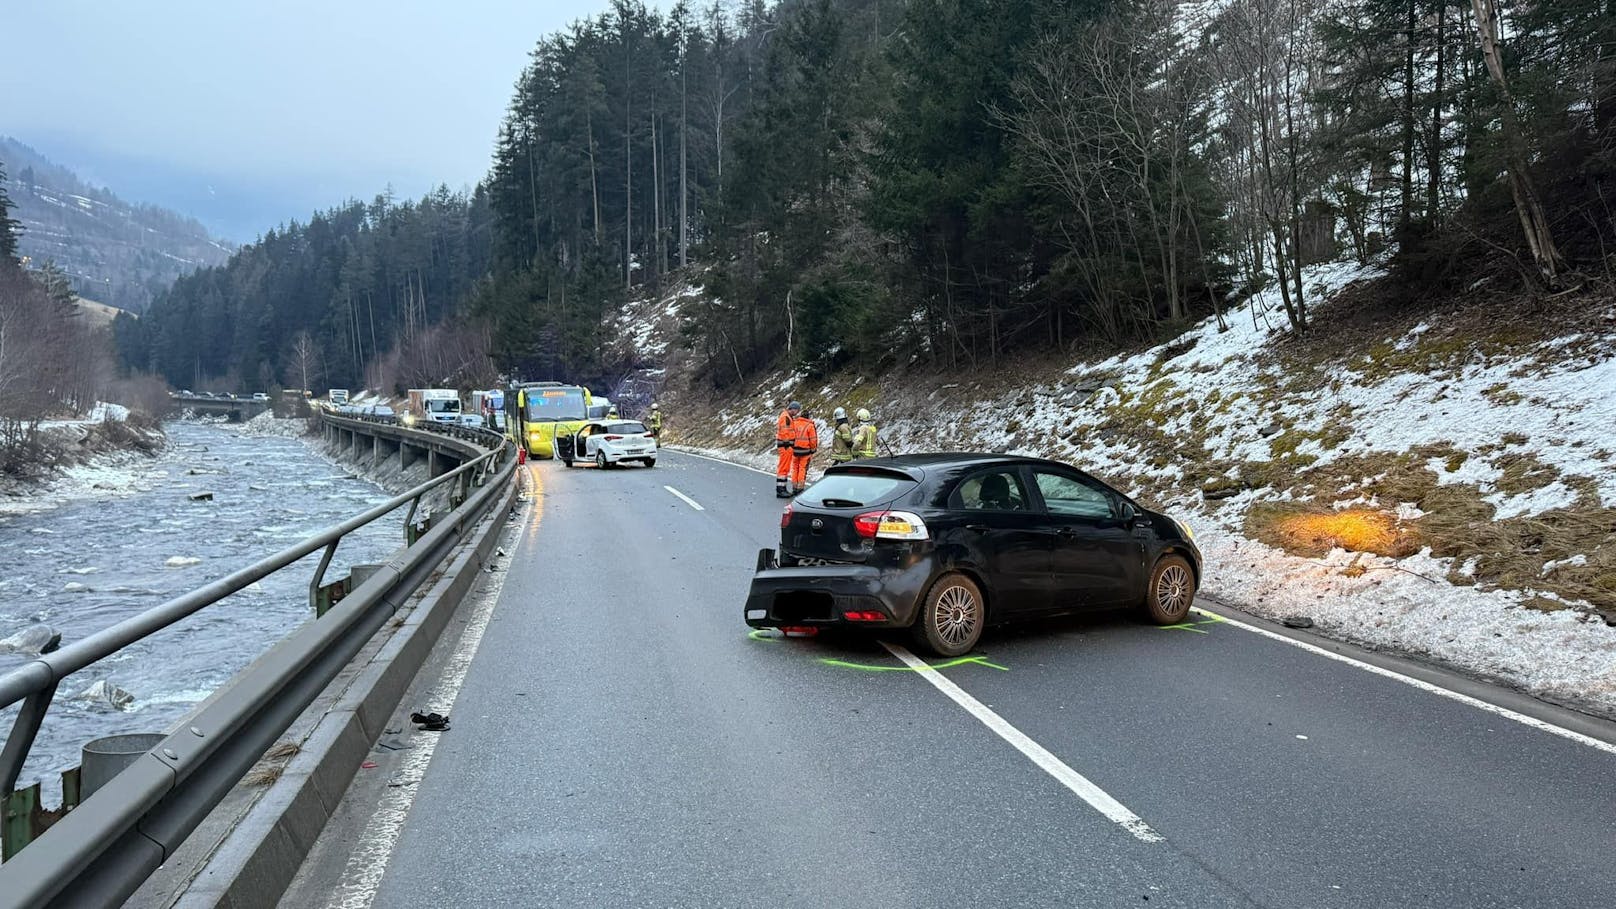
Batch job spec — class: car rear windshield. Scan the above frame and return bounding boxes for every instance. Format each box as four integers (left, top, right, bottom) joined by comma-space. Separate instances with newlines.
607, 422, 648, 434
799, 471, 918, 508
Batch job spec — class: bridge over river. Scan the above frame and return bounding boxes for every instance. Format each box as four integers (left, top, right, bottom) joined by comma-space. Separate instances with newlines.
166, 395, 274, 423
1, 417, 1614, 908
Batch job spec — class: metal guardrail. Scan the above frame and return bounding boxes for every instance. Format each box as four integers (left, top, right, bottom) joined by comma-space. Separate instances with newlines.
0, 415, 517, 907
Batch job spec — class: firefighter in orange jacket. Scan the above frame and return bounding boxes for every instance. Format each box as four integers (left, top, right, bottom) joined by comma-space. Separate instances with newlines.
775, 401, 802, 497
790, 409, 819, 494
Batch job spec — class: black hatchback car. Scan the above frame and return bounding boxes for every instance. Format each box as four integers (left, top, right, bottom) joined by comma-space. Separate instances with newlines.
744, 454, 1202, 656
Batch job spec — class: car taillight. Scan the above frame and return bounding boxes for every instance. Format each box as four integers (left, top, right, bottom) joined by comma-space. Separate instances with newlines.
843, 610, 886, 622
853, 510, 929, 541
781, 503, 793, 529
604, 434, 624, 441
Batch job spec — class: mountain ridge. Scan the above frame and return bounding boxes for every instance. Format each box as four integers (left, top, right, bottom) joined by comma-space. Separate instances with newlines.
1, 136, 233, 313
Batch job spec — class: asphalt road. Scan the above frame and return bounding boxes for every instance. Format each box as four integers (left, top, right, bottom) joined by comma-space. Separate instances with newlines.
286, 450, 1616, 909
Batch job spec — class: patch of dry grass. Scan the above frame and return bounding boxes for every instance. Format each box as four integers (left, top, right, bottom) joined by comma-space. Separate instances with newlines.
1247, 502, 1422, 559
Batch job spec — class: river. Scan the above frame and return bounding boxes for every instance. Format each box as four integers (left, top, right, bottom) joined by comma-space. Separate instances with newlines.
0, 421, 398, 795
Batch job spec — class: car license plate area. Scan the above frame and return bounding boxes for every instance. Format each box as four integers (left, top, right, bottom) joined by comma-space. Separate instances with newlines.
772, 590, 834, 623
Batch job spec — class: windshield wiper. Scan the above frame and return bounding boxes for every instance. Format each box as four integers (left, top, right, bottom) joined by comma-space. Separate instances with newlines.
818, 497, 865, 508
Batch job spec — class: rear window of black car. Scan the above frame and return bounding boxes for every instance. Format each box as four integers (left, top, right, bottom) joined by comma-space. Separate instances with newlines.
799, 472, 918, 508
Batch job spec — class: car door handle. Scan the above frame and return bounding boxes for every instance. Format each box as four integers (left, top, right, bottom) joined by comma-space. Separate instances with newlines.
1056, 527, 1080, 538
965, 524, 990, 534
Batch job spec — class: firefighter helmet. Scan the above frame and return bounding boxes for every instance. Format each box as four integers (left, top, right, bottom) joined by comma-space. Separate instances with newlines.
856, 408, 871, 422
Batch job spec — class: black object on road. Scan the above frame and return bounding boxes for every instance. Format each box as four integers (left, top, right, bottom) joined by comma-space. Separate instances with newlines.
410, 711, 450, 731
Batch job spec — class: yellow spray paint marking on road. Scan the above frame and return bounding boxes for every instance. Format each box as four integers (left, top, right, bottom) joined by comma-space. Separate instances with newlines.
819, 655, 1010, 673
747, 629, 781, 643
1159, 610, 1227, 634
525, 462, 544, 537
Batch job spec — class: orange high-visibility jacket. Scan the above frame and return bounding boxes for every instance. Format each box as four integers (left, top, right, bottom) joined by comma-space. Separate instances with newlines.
791, 416, 819, 455
776, 411, 797, 449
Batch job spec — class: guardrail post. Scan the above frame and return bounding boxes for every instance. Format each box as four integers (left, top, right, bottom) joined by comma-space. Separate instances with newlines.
307, 541, 339, 613
0, 683, 58, 796
2, 782, 38, 861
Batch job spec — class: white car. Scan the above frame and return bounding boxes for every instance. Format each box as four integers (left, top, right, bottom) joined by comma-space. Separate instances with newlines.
560, 420, 657, 468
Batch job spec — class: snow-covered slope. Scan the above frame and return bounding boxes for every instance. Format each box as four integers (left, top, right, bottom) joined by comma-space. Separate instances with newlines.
615, 272, 1616, 719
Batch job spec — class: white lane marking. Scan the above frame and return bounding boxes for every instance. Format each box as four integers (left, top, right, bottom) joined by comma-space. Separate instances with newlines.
322, 501, 524, 907
1197, 607, 1616, 757
663, 446, 775, 476
663, 485, 705, 511
880, 641, 1164, 843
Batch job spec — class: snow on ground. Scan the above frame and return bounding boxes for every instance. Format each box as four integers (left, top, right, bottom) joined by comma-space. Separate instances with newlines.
0, 450, 165, 519
237, 411, 310, 439
38, 401, 130, 429
627, 263, 1616, 717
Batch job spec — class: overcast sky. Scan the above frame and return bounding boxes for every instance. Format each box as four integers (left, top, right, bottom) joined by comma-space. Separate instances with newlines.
1, 1, 666, 241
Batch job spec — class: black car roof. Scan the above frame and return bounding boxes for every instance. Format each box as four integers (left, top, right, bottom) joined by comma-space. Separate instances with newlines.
827, 452, 1080, 480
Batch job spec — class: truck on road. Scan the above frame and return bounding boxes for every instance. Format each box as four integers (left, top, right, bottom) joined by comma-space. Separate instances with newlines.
407, 388, 463, 425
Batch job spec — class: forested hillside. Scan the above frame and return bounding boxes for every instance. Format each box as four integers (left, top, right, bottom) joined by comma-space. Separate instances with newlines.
483, 0, 1613, 385
117, 189, 494, 392
122, 0, 1613, 395
0, 137, 232, 313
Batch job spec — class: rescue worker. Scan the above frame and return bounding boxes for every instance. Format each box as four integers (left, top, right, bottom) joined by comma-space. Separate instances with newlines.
648, 403, 662, 437
790, 407, 819, 493
828, 406, 854, 464
852, 408, 879, 459
775, 401, 802, 497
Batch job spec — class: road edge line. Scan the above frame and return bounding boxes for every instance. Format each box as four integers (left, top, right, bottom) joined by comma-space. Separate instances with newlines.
662, 445, 775, 476
880, 641, 1163, 844
1194, 602, 1616, 757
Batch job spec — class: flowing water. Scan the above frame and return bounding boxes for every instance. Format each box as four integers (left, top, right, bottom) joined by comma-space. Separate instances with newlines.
0, 421, 399, 795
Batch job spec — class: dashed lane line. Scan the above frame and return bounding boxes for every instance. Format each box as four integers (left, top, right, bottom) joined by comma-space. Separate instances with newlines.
880, 640, 1164, 844
664, 485, 705, 511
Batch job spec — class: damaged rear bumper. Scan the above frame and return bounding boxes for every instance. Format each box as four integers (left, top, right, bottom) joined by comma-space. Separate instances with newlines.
743, 549, 931, 629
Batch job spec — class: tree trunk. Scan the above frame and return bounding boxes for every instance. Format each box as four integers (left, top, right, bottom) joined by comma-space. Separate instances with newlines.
652, 112, 663, 284
1469, 0, 1565, 286
1427, 3, 1446, 228
680, 58, 689, 269
1401, 0, 1417, 238
587, 111, 602, 246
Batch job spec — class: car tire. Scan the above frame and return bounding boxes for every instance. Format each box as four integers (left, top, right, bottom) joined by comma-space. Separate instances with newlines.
644, 458, 656, 468
596, 451, 609, 469
911, 572, 985, 658
1142, 554, 1196, 624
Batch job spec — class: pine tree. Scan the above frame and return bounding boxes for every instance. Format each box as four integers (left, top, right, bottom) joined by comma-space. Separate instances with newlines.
0, 162, 21, 266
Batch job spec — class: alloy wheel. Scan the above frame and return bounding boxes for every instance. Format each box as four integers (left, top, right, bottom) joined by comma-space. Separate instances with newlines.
934, 584, 981, 648
1157, 564, 1191, 616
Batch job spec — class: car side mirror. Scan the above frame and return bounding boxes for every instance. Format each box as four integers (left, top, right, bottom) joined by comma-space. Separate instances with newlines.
1120, 503, 1141, 527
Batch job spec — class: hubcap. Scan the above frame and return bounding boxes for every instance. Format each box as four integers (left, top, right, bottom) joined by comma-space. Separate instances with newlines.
934, 585, 981, 647
1157, 565, 1191, 615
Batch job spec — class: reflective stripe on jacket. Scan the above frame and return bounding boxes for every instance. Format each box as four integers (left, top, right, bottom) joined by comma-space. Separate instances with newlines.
791, 416, 818, 455
853, 424, 878, 458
